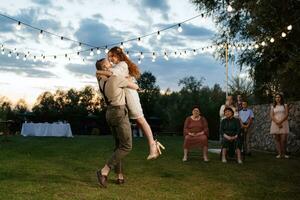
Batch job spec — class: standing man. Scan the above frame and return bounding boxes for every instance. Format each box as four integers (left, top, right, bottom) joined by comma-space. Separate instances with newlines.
95, 58, 139, 188
238, 100, 254, 155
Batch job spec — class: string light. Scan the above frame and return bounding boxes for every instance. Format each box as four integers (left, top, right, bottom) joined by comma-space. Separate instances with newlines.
77, 43, 82, 51
138, 58, 141, 64
16, 53, 19, 59
261, 41, 266, 46
254, 44, 259, 49
156, 31, 161, 40
38, 30, 44, 39
152, 52, 156, 60
193, 49, 197, 55
96, 48, 101, 55
8, 51, 11, 57
23, 55, 27, 61
61, 36, 64, 41
270, 38, 275, 43
16, 21, 21, 30
227, 5, 233, 12
105, 46, 109, 54
281, 32, 287, 38
287, 25, 292, 31
0, 45, 3, 50
140, 52, 144, 59
164, 52, 169, 60
90, 49, 94, 56
1, 49, 5, 55
177, 24, 183, 32
126, 51, 130, 58
174, 51, 178, 58
137, 37, 142, 46
120, 42, 124, 49
33, 56, 37, 62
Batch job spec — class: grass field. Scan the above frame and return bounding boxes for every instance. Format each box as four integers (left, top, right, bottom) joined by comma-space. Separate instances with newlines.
0, 135, 299, 200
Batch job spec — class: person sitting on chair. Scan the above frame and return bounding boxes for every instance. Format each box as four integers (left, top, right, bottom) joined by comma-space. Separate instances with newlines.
182, 105, 209, 162
220, 107, 243, 164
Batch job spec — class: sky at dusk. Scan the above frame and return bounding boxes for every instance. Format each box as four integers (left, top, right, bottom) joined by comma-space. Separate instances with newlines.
0, 0, 240, 106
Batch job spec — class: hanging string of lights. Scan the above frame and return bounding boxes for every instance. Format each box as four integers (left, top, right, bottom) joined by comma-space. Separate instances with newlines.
0, 22, 294, 64
0, 12, 205, 57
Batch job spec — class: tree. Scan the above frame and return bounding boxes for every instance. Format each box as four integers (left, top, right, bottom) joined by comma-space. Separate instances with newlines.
0, 96, 12, 121
191, 0, 300, 102
137, 71, 160, 117
14, 99, 29, 114
228, 75, 253, 98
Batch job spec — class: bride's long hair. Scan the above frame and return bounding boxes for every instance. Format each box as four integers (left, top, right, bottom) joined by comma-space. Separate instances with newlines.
108, 47, 141, 79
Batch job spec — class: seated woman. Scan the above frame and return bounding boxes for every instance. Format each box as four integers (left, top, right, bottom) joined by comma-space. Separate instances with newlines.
220, 107, 242, 164
182, 105, 209, 162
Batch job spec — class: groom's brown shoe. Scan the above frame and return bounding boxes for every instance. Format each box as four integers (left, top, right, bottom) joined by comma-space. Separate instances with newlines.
116, 178, 125, 185
96, 170, 108, 188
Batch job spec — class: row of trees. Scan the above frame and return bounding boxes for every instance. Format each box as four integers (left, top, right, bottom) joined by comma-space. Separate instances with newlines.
1, 71, 236, 139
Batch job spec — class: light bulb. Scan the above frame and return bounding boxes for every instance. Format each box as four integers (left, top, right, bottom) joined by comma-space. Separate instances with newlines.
173, 52, 177, 58
138, 59, 141, 64
193, 49, 197, 55
1, 49, 5, 55
96, 48, 101, 55
90, 49, 94, 56
0, 45, 3, 50
16, 54, 19, 59
137, 37, 142, 46
164, 53, 168, 60
16, 21, 21, 30
140, 52, 144, 59
152, 59, 155, 62
227, 5, 233, 12
254, 44, 259, 48
77, 43, 82, 51
287, 25, 292, 31
156, 31, 161, 40
39, 30, 44, 39
33, 56, 37, 62
105, 46, 109, 54
270, 38, 275, 43
261, 41, 266, 46
177, 24, 183, 32
281, 32, 286, 37
126, 51, 130, 58
8, 52, 11, 57
152, 52, 156, 60
120, 42, 124, 49
23, 55, 27, 61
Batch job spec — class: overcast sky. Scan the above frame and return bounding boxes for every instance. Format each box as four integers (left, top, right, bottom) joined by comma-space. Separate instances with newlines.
0, 0, 236, 106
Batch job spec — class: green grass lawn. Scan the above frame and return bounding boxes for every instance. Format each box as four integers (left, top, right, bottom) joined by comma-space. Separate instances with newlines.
0, 136, 299, 200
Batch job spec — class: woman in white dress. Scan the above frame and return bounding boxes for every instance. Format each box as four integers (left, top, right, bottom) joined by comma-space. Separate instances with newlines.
270, 93, 289, 159
96, 47, 165, 160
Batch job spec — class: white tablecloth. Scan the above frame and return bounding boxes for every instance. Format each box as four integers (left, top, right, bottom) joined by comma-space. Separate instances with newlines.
21, 123, 73, 137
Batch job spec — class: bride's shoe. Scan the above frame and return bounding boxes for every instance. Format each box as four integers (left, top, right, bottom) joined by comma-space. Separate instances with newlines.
147, 140, 165, 160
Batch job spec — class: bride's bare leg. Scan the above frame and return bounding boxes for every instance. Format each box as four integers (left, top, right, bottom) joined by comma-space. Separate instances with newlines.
135, 117, 155, 146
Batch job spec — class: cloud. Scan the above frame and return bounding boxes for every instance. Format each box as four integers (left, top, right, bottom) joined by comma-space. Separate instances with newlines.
74, 18, 126, 47
0, 54, 56, 78
137, 53, 224, 90
31, 0, 52, 6
65, 62, 95, 77
141, 0, 170, 11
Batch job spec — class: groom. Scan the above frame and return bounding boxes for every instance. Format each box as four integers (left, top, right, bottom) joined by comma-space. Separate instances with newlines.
95, 58, 139, 188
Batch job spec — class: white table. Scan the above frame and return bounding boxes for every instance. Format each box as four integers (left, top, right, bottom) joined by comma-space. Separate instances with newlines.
21, 123, 73, 137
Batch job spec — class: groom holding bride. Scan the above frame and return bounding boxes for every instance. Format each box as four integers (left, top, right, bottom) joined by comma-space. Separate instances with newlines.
95, 48, 165, 188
